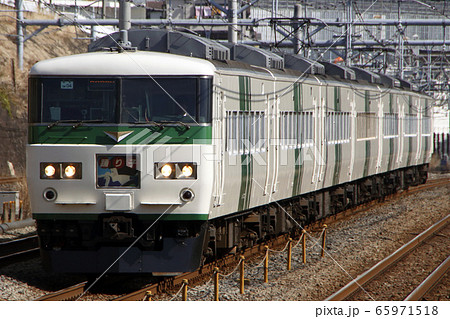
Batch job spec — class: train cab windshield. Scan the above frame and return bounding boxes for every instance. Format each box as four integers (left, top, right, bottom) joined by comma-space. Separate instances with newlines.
28, 76, 212, 125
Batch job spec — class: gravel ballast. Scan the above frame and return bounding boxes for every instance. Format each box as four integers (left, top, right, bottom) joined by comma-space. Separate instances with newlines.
0, 178, 448, 301
165, 182, 450, 301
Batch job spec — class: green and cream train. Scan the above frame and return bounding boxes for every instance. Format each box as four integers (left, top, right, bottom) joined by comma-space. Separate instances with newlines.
27, 30, 432, 274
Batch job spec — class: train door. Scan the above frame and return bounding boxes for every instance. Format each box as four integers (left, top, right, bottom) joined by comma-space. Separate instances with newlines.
415, 97, 422, 165
264, 91, 279, 196
376, 88, 383, 174
349, 89, 356, 180
213, 84, 225, 207
312, 81, 326, 189
397, 96, 405, 167
271, 95, 280, 194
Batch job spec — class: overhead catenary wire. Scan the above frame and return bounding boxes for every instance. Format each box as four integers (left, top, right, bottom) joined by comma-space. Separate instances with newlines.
23, 0, 438, 298
11, 0, 448, 101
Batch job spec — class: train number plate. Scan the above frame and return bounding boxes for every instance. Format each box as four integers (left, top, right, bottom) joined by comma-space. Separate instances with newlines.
96, 155, 140, 188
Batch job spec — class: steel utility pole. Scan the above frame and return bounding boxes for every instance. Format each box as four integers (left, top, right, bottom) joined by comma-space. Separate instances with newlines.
293, 3, 301, 54
229, 0, 238, 44
16, 0, 24, 70
345, 0, 353, 66
398, 0, 404, 79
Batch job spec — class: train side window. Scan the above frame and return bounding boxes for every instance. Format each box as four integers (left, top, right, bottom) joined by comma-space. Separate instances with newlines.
280, 111, 297, 149
326, 112, 350, 144
422, 116, 431, 136
226, 110, 265, 155
404, 114, 418, 136
259, 112, 266, 152
356, 112, 377, 140
383, 113, 399, 138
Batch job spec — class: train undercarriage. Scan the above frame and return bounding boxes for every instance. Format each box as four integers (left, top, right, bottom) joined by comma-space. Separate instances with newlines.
36, 165, 428, 273
207, 165, 428, 258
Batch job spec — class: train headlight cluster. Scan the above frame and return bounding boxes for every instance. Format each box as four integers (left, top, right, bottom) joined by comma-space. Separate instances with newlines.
154, 163, 197, 179
40, 163, 82, 179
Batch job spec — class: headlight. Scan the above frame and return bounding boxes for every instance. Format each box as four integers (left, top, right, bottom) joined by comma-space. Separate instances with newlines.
155, 163, 197, 179
44, 165, 56, 177
181, 165, 193, 177
64, 165, 76, 178
40, 163, 60, 179
40, 162, 82, 179
161, 164, 173, 177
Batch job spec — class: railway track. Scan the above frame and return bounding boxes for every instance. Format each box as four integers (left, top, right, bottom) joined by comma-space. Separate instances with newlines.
321, 176, 450, 226
34, 282, 88, 301
113, 177, 450, 301
404, 255, 450, 301
34, 177, 450, 301
325, 215, 450, 301
0, 235, 40, 266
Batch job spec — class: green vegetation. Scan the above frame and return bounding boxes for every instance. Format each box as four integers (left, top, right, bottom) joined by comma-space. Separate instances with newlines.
0, 86, 12, 117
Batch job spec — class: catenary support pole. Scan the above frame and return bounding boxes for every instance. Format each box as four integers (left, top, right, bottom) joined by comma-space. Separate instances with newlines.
228, 0, 238, 43
293, 4, 301, 54
345, 0, 353, 66
16, 0, 24, 70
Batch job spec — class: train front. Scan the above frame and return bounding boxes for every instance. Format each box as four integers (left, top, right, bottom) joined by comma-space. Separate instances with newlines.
26, 51, 216, 274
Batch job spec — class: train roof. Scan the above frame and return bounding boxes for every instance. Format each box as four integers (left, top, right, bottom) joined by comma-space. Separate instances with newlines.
31, 29, 426, 96
86, 29, 421, 92
29, 51, 216, 77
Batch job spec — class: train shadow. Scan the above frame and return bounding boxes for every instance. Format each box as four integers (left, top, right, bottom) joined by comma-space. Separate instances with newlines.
0, 257, 86, 293
85, 274, 157, 295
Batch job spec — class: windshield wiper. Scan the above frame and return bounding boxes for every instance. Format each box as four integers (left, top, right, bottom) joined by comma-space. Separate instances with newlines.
47, 120, 78, 129
48, 120, 106, 129
132, 121, 164, 129
157, 120, 190, 129
72, 120, 106, 128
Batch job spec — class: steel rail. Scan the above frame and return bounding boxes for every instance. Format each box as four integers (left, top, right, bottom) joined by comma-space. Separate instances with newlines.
405, 178, 450, 195
113, 235, 289, 301
317, 177, 449, 227
29, 177, 448, 301
0, 235, 39, 257
0, 235, 40, 266
35, 282, 88, 301
404, 255, 450, 301
0, 248, 40, 266
325, 214, 450, 301
115, 177, 449, 301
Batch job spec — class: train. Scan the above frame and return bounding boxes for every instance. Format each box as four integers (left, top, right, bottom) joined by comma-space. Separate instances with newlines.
27, 29, 433, 274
